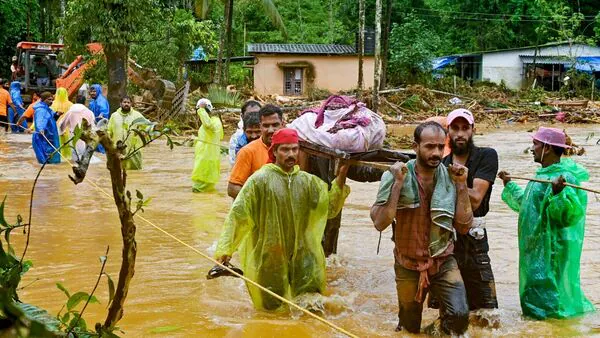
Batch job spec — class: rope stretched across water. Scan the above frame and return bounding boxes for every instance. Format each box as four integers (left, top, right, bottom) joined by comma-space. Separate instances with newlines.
0, 121, 359, 338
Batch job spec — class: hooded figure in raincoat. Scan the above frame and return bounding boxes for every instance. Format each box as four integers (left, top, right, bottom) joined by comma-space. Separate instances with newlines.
32, 92, 61, 164
191, 98, 223, 192
499, 127, 594, 320
107, 96, 153, 170
57, 103, 97, 163
51, 87, 74, 159
215, 128, 351, 311
89, 84, 109, 122
8, 81, 26, 132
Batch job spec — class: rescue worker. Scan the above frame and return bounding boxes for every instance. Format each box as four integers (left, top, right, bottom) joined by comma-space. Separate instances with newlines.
215, 128, 350, 311
435, 109, 499, 316
51, 87, 74, 159
89, 84, 110, 122
370, 121, 472, 335
32, 92, 61, 164
191, 98, 224, 192
0, 79, 17, 134
107, 96, 154, 170
498, 127, 595, 319
8, 81, 26, 133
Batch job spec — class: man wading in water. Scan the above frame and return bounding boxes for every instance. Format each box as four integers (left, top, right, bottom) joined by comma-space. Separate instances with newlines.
429, 109, 500, 324
215, 128, 351, 311
499, 127, 594, 319
370, 121, 472, 335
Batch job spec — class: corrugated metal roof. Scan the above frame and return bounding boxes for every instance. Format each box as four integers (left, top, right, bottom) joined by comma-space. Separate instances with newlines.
519, 55, 573, 64
248, 43, 356, 55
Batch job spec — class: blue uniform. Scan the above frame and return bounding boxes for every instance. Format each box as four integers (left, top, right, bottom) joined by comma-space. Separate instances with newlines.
32, 101, 60, 164
8, 82, 26, 132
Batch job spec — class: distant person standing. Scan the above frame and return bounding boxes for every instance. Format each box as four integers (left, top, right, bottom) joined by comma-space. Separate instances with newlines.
191, 98, 224, 192
0, 79, 17, 134
10, 56, 20, 81
228, 100, 261, 166
89, 84, 110, 121
32, 92, 61, 164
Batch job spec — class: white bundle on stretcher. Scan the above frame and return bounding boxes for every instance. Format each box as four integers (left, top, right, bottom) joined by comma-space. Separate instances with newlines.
288, 95, 386, 153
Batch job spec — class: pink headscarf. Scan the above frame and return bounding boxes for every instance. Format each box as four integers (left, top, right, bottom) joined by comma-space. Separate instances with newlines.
57, 103, 96, 135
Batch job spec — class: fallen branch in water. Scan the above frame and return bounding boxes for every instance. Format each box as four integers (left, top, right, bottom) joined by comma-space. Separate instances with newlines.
506, 175, 600, 195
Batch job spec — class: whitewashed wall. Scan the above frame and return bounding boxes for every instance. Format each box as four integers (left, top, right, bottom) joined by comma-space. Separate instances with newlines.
481, 44, 600, 89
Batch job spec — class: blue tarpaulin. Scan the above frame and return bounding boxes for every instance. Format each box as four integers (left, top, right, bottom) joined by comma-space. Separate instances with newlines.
570, 57, 600, 73
432, 56, 458, 70
191, 46, 208, 61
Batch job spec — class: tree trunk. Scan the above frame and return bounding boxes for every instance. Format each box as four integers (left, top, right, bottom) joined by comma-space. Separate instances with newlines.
373, 0, 382, 112
215, 1, 230, 86
357, 0, 365, 93
224, 0, 234, 85
104, 45, 128, 115
380, 0, 392, 89
99, 134, 137, 331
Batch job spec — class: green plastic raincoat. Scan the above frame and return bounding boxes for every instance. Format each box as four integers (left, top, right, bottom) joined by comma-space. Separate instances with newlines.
107, 108, 152, 170
215, 163, 350, 311
191, 108, 223, 192
502, 158, 594, 319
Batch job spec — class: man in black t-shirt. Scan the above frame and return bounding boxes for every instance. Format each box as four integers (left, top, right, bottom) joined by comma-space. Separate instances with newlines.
438, 109, 499, 317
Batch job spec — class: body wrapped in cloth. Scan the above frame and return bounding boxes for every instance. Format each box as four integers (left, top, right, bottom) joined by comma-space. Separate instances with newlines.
502, 158, 595, 319
215, 163, 350, 310
288, 95, 386, 153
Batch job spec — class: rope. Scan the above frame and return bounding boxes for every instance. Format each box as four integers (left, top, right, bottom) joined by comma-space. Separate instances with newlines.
0, 121, 358, 338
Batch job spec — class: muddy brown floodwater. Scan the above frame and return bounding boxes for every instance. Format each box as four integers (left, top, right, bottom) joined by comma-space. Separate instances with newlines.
1, 124, 600, 337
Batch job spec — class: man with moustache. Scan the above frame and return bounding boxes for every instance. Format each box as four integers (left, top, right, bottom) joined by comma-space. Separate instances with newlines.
437, 109, 500, 315
371, 121, 472, 335
227, 104, 283, 199
215, 128, 351, 310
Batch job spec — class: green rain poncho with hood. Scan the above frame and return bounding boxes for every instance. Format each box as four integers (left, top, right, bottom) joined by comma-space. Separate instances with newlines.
215, 163, 350, 311
191, 107, 223, 192
107, 107, 153, 170
502, 158, 595, 319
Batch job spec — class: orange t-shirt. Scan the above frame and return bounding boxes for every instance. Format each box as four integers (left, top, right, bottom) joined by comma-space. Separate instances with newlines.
0, 88, 13, 116
229, 138, 270, 186
23, 99, 40, 119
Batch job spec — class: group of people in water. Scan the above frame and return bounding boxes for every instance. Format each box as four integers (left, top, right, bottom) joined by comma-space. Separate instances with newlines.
199, 99, 594, 335
0, 85, 594, 335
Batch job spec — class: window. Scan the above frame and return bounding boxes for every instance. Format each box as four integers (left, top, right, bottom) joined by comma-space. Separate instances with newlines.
284, 68, 303, 95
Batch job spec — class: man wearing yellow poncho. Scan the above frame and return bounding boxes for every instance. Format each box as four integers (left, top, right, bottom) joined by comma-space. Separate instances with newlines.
51, 87, 74, 159
215, 128, 351, 311
107, 96, 154, 170
191, 98, 223, 192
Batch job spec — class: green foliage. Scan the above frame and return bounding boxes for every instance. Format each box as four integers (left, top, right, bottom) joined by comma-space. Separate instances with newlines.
206, 85, 242, 108
0, 0, 41, 78
131, 9, 218, 83
55, 282, 100, 334
388, 13, 440, 85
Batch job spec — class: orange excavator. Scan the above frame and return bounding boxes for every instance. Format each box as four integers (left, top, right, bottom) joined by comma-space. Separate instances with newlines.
14, 41, 175, 109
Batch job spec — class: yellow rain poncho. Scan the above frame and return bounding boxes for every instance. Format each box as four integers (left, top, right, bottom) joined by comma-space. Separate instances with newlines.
191, 107, 224, 192
215, 164, 350, 311
502, 158, 594, 319
51, 87, 74, 160
107, 108, 152, 170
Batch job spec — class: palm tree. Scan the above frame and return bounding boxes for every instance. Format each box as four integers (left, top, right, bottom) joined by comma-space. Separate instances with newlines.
194, 0, 287, 85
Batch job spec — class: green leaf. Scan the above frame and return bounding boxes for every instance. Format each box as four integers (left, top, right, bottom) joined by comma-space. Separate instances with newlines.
69, 314, 87, 331
104, 273, 115, 308
67, 292, 99, 311
136, 190, 143, 200
0, 196, 7, 228
141, 197, 153, 207
132, 128, 148, 146
4, 229, 14, 255
147, 325, 183, 334
61, 312, 71, 324
56, 282, 71, 298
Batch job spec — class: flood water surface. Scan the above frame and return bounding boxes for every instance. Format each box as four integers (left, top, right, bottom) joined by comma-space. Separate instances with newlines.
1, 124, 600, 337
